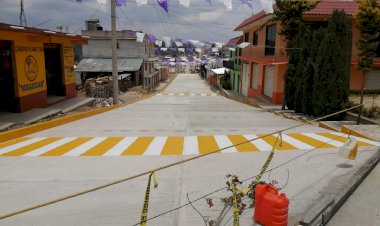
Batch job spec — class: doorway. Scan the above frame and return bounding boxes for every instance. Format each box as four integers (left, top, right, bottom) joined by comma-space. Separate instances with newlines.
44, 44, 64, 100
0, 41, 16, 112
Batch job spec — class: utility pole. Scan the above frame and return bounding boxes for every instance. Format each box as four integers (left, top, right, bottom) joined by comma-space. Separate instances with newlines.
20, 0, 27, 26
111, 0, 119, 104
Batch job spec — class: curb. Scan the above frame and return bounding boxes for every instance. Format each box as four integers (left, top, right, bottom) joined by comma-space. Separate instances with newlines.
0, 77, 177, 144
341, 125, 374, 141
319, 121, 340, 132
299, 148, 380, 226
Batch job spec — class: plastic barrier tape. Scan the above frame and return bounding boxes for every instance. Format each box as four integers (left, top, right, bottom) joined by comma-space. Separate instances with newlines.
140, 172, 158, 226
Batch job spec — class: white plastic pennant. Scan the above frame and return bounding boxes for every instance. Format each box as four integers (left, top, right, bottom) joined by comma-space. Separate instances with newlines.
175, 41, 183, 47
97, 0, 107, 4
229, 48, 236, 51
260, 0, 274, 13
161, 47, 168, 51
179, 0, 190, 7
178, 48, 185, 52
136, 0, 148, 6
195, 48, 202, 53
136, 32, 145, 42
219, 0, 232, 10
212, 47, 218, 52
215, 42, 223, 48
155, 40, 163, 47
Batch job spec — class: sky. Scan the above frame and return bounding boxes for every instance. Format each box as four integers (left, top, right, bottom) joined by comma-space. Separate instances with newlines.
0, 0, 270, 43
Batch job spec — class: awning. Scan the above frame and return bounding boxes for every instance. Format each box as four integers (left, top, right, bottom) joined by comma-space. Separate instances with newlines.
211, 67, 230, 75
75, 58, 143, 72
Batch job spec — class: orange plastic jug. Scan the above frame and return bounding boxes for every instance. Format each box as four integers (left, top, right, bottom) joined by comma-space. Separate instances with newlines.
254, 184, 289, 226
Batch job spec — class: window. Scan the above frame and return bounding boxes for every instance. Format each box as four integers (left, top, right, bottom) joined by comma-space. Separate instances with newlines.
244, 32, 249, 42
376, 37, 380, 57
265, 24, 276, 55
253, 30, 259, 46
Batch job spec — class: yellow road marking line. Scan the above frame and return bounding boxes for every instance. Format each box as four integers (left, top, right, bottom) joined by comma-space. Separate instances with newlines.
317, 133, 373, 147
198, 136, 219, 154
0, 137, 31, 149
81, 137, 125, 156
41, 137, 93, 156
257, 134, 297, 151
227, 135, 259, 152
161, 136, 184, 155
2, 138, 62, 156
286, 134, 335, 149
122, 137, 154, 155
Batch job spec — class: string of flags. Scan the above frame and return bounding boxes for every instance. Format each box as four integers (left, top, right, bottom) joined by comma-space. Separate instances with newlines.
76, 0, 257, 13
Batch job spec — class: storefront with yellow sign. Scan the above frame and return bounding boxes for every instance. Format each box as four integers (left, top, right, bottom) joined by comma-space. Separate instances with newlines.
0, 23, 87, 112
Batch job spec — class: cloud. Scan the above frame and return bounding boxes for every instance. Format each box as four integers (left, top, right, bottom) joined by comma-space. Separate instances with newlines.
197, 8, 225, 21
0, 0, 264, 42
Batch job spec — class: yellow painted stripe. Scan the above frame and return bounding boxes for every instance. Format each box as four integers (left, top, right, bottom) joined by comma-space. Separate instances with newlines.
161, 136, 184, 155
198, 136, 219, 154
0, 137, 31, 149
2, 138, 62, 156
81, 137, 124, 156
122, 137, 154, 155
318, 133, 373, 147
258, 134, 297, 151
41, 137, 93, 156
195, 93, 201, 96
287, 134, 335, 149
227, 135, 259, 152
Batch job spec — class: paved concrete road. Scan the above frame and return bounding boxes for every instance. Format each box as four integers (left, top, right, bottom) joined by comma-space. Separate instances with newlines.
0, 74, 379, 226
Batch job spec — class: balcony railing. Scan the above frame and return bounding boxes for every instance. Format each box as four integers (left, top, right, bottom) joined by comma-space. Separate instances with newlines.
241, 46, 287, 59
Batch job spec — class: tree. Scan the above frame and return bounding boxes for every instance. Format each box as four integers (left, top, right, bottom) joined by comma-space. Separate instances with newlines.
354, 0, 380, 72
301, 29, 325, 116
312, 10, 352, 119
273, 0, 318, 110
354, 0, 380, 123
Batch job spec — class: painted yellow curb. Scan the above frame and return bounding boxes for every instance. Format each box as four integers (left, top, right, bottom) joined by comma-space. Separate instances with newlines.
319, 122, 340, 132
341, 125, 374, 141
0, 77, 177, 144
0, 104, 119, 143
301, 118, 313, 125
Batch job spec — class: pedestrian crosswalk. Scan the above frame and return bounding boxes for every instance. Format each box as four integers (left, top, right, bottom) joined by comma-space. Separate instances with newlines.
156, 93, 220, 96
0, 132, 378, 156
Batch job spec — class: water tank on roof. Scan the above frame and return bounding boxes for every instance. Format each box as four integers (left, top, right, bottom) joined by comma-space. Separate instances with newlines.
85, 19, 100, 31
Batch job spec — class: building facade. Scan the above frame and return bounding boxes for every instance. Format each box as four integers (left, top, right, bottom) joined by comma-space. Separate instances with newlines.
234, 1, 380, 104
0, 23, 87, 112
76, 19, 157, 89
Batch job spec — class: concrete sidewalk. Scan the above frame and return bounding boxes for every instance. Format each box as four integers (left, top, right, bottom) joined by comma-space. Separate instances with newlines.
0, 97, 94, 131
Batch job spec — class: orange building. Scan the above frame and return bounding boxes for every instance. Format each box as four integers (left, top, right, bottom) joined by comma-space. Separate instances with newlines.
0, 23, 87, 112
234, 1, 380, 104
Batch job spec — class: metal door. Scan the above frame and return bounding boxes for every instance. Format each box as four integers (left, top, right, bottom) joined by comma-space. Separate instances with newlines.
264, 65, 274, 98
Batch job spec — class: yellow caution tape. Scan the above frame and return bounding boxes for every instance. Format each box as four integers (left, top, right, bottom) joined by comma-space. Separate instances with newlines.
237, 187, 250, 195
140, 172, 158, 226
232, 182, 239, 226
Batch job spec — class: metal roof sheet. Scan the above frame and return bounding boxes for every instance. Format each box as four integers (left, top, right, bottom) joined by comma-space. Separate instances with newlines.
75, 58, 143, 72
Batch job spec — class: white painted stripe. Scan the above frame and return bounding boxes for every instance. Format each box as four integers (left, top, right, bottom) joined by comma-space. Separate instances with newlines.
211, 94, 217, 96
183, 136, 198, 155
168, 93, 174, 96
63, 137, 108, 156
179, 93, 185, 96
190, 93, 195, 96
0, 138, 46, 155
303, 133, 344, 147
103, 137, 138, 156
331, 132, 380, 146
281, 134, 314, 150
157, 93, 163, 96
214, 135, 237, 153
143, 136, 167, 155
23, 137, 77, 156
244, 135, 272, 152
201, 94, 206, 96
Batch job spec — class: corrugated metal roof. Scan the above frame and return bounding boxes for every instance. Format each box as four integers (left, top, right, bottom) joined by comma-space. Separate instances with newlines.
75, 58, 143, 72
